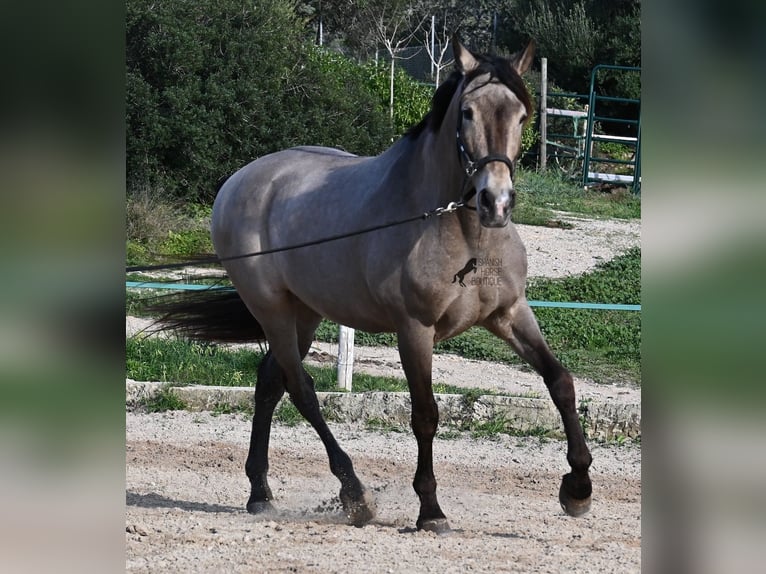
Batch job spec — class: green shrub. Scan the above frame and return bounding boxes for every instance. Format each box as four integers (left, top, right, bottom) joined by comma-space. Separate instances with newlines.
364, 62, 433, 137
126, 241, 149, 266
125, 187, 188, 245
520, 76, 539, 155
127, 0, 392, 202
159, 229, 213, 258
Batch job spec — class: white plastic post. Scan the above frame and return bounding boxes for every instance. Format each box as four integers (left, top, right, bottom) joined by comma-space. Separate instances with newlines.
337, 325, 355, 391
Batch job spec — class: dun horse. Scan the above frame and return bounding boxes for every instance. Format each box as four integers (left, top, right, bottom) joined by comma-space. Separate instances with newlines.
156, 40, 592, 532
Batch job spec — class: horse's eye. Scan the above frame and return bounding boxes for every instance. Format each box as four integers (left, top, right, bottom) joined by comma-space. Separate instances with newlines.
462, 108, 474, 122
519, 113, 528, 124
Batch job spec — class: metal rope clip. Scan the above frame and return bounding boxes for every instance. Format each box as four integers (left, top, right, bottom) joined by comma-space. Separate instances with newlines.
428, 201, 462, 218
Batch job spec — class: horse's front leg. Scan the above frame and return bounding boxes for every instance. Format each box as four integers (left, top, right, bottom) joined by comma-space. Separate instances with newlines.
485, 300, 593, 516
397, 322, 450, 533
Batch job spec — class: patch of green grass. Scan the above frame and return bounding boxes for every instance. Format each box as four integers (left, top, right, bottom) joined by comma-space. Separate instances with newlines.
527, 247, 641, 383
436, 428, 463, 440
435, 422, 557, 441
513, 168, 641, 222
142, 387, 188, 413
274, 401, 302, 426
211, 402, 252, 417
364, 418, 406, 433
434, 328, 518, 363
314, 321, 397, 347
126, 336, 263, 386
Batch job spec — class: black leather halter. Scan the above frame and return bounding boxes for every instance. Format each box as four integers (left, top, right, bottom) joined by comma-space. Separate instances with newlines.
455, 105, 516, 206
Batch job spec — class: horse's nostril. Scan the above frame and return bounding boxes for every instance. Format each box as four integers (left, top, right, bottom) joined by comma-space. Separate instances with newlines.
479, 190, 493, 212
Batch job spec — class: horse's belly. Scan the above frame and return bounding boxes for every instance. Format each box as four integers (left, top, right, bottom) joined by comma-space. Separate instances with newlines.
286, 275, 397, 334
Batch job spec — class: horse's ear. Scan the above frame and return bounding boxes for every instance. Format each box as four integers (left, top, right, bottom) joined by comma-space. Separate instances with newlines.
511, 41, 536, 75
452, 37, 479, 75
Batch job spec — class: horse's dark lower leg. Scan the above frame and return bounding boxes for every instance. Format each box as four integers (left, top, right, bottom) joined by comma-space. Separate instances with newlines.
398, 324, 449, 533
263, 315, 375, 525
245, 350, 285, 514
486, 302, 592, 516
410, 394, 448, 531
544, 366, 593, 515
286, 368, 375, 525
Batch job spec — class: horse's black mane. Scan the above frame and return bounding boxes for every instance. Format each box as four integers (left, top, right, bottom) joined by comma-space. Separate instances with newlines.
405, 51, 532, 140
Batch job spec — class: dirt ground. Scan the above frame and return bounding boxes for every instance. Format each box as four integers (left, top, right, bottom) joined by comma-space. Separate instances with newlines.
126, 411, 640, 573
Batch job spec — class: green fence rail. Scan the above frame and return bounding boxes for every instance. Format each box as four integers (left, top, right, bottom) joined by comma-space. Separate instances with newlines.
126, 281, 640, 312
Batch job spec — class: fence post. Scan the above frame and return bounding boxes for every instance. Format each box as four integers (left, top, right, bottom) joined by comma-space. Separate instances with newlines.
540, 58, 547, 170
337, 325, 355, 391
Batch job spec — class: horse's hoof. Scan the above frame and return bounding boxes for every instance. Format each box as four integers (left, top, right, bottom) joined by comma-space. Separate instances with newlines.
341, 487, 377, 526
246, 499, 276, 515
559, 481, 591, 517
417, 517, 451, 534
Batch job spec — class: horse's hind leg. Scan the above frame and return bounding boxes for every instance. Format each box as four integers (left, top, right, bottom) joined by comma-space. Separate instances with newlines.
259, 308, 376, 525
485, 301, 593, 517
245, 349, 286, 514
245, 311, 319, 514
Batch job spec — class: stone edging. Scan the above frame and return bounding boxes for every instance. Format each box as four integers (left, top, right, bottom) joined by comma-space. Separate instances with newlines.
126, 380, 640, 440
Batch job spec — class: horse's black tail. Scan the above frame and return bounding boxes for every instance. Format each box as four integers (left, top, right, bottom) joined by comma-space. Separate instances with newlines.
145, 288, 266, 343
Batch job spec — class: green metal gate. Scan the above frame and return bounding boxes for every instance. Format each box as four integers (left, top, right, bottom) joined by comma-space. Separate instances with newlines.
582, 65, 641, 194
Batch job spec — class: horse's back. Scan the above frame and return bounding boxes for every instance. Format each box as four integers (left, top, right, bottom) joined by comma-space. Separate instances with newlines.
212, 146, 367, 244
290, 145, 359, 158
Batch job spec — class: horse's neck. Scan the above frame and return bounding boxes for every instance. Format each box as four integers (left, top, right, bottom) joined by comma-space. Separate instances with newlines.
384, 128, 464, 212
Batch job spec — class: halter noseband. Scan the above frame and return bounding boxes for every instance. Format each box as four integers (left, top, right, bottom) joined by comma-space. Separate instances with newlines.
455, 99, 516, 206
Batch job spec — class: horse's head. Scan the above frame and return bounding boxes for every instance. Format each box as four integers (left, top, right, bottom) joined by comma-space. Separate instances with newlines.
453, 40, 535, 228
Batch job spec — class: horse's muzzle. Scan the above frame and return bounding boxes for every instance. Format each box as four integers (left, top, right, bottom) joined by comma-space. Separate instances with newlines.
477, 188, 514, 228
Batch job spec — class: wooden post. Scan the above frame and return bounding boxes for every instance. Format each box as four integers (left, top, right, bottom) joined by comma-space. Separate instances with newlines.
540, 57, 548, 170
337, 325, 355, 391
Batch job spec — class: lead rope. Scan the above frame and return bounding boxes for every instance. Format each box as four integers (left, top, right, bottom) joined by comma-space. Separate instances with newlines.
126, 200, 468, 273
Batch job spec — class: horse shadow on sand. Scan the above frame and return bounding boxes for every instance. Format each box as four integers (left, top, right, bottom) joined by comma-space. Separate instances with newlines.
127, 490, 526, 540
126, 490, 242, 514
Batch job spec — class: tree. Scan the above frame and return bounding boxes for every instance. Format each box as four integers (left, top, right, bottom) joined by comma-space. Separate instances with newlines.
423, 11, 453, 86
126, 0, 393, 202
499, 0, 640, 98
364, 0, 427, 122
519, 1, 601, 93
